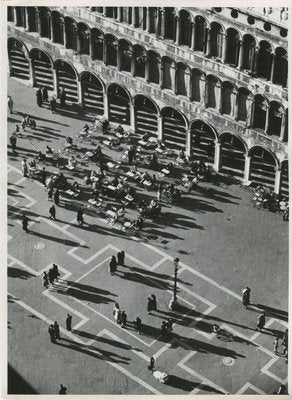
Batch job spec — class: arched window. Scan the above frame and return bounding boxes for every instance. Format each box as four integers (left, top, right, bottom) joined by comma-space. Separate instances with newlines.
161, 56, 173, 89
221, 82, 235, 115
64, 17, 76, 50
242, 35, 256, 71
133, 45, 146, 77
225, 28, 239, 65
257, 41, 272, 80
179, 10, 191, 46
206, 75, 219, 109
8, 7, 14, 22
15, 7, 25, 27
194, 16, 206, 52
91, 29, 104, 61
105, 7, 117, 18
52, 11, 63, 44
210, 22, 223, 58
39, 7, 51, 39
176, 63, 188, 96
273, 47, 287, 87
105, 34, 118, 66
119, 39, 132, 72
27, 7, 38, 32
268, 101, 283, 137
148, 51, 160, 84
191, 69, 203, 102
237, 88, 251, 122
77, 23, 90, 55
253, 94, 268, 131
148, 7, 158, 33
164, 8, 175, 41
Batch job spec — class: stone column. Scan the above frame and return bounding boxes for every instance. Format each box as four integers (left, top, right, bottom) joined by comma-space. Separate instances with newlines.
221, 33, 227, 63
160, 9, 165, 39
274, 168, 281, 194
117, 7, 122, 22
205, 28, 211, 56
237, 40, 244, 69
269, 52, 275, 82
160, 61, 164, 89
52, 68, 58, 94
13, 7, 17, 25
157, 113, 163, 141
130, 102, 136, 131
146, 7, 150, 32
77, 79, 82, 105
215, 81, 222, 112
60, 18, 66, 46
103, 41, 108, 65
27, 57, 35, 87
231, 89, 237, 118
35, 9, 40, 33
243, 155, 251, 183
185, 71, 191, 99
213, 142, 221, 172
117, 46, 122, 71
170, 64, 176, 93
47, 11, 52, 39
247, 96, 254, 128
155, 8, 160, 37
185, 129, 192, 158
199, 75, 206, 105
145, 55, 150, 82
131, 52, 135, 75
25, 7, 29, 31
252, 46, 259, 75
280, 112, 286, 141
190, 22, 195, 50
264, 105, 270, 134
175, 17, 180, 44
103, 90, 109, 119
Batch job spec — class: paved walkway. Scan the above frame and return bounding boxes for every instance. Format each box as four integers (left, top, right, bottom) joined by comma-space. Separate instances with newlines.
7, 77, 288, 394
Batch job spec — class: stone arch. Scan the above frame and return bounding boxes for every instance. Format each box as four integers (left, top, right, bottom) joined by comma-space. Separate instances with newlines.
91, 28, 104, 61
257, 40, 273, 80
242, 34, 256, 71
179, 9, 192, 46
210, 22, 224, 58
77, 22, 90, 55
29, 48, 54, 89
194, 15, 207, 51
273, 47, 287, 87
219, 132, 247, 178
190, 119, 217, 162
161, 56, 175, 90
225, 27, 240, 65
248, 146, 278, 188
161, 107, 188, 149
8, 37, 30, 80
54, 59, 79, 102
147, 50, 160, 84
252, 94, 269, 131
80, 71, 104, 114
107, 83, 132, 125
134, 94, 159, 137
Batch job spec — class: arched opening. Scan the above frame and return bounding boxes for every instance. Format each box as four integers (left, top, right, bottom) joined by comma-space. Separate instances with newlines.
273, 47, 287, 87
105, 7, 118, 19
179, 10, 191, 46
105, 34, 118, 67
257, 41, 272, 80
283, 109, 288, 143
77, 23, 90, 55
8, 38, 29, 80
133, 45, 146, 78
206, 75, 219, 109
64, 17, 77, 51
8, 6, 14, 22
134, 95, 158, 137
210, 22, 223, 58
190, 120, 216, 163
221, 82, 235, 115
176, 63, 188, 96
27, 7, 38, 32
237, 88, 251, 122
225, 28, 239, 66
220, 133, 246, 178
30, 49, 53, 90
161, 107, 187, 149
55, 60, 78, 103
119, 39, 132, 73
108, 84, 131, 125
81, 72, 104, 114
164, 8, 175, 40
15, 7, 25, 27
268, 101, 283, 137
194, 15, 207, 52
191, 69, 203, 102
161, 56, 173, 89
253, 95, 268, 131
91, 29, 104, 61
38, 7, 51, 39
148, 7, 158, 33
242, 34, 256, 71
249, 147, 277, 188
120, 7, 132, 24
280, 161, 288, 196
148, 51, 160, 84
51, 11, 63, 44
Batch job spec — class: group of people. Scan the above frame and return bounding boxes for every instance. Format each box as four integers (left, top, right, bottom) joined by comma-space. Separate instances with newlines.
35, 86, 66, 113
43, 264, 60, 288
109, 251, 125, 274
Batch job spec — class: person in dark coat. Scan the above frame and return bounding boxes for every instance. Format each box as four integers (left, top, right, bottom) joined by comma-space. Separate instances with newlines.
59, 384, 67, 394
151, 294, 157, 311
10, 135, 17, 153
48, 187, 53, 201
109, 256, 117, 275
66, 313, 72, 331
117, 250, 125, 266
48, 324, 56, 343
43, 271, 49, 289
50, 97, 57, 114
102, 119, 109, 134
52, 263, 60, 282
148, 356, 155, 371
161, 321, 167, 335
54, 189, 60, 206
49, 205, 56, 220
257, 313, 266, 331
54, 321, 61, 340
121, 311, 127, 328
41, 86, 48, 102
60, 88, 66, 107
22, 214, 29, 233
48, 268, 54, 285
242, 287, 251, 308
77, 209, 84, 227
36, 88, 43, 107
135, 317, 142, 334
41, 167, 46, 186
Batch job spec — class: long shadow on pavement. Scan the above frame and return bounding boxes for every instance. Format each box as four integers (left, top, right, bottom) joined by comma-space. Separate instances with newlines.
165, 375, 225, 394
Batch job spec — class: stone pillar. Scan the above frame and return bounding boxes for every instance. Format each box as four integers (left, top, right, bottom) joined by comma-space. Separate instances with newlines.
205, 28, 211, 56
247, 96, 254, 128
103, 90, 109, 119
88, 33, 92, 58
130, 102, 136, 131
13, 7, 17, 25
200, 76, 206, 105
60, 18, 66, 46
155, 8, 160, 37
157, 113, 163, 141
190, 22, 195, 50
170, 64, 176, 93
160, 9, 165, 39
145, 55, 150, 82
185, 71, 191, 99
175, 17, 180, 44
280, 112, 286, 141
159, 61, 164, 89
25, 7, 29, 31
270, 52, 275, 82
213, 142, 221, 172
52, 68, 58, 94
146, 7, 150, 32
231, 89, 237, 118
47, 11, 52, 39
252, 47, 259, 76
243, 155, 251, 183
131, 52, 135, 75
117, 7, 122, 22
117, 46, 122, 71
237, 40, 244, 69
221, 33, 227, 63
274, 168, 281, 194
215, 81, 222, 112
27, 57, 35, 87
129, 7, 134, 27
77, 79, 82, 105
185, 129, 192, 158
103, 41, 108, 65
264, 106, 270, 134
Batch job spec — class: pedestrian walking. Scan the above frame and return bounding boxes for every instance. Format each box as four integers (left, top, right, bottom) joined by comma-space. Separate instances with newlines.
22, 214, 29, 233
151, 294, 157, 311
54, 189, 60, 206
166, 318, 173, 333
273, 337, 279, 354
41, 86, 48, 102
135, 317, 142, 334
121, 311, 127, 328
60, 88, 66, 107
147, 297, 154, 313
30, 119, 36, 130
148, 356, 155, 371
242, 286, 251, 308
48, 324, 56, 343
10, 135, 17, 153
113, 303, 120, 322
66, 313, 72, 331
41, 167, 46, 186
76, 208, 84, 227
117, 250, 125, 266
161, 321, 167, 335
36, 87, 43, 107
48, 268, 55, 285
257, 313, 266, 331
8, 95, 14, 113
15, 124, 20, 134
117, 309, 122, 325
43, 271, 49, 289
49, 205, 56, 220
21, 158, 28, 177
59, 384, 67, 394
54, 321, 61, 340
50, 97, 57, 114
109, 255, 117, 275
52, 263, 60, 282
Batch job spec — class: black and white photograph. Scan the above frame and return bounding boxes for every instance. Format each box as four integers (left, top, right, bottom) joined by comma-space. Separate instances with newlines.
3, 3, 289, 396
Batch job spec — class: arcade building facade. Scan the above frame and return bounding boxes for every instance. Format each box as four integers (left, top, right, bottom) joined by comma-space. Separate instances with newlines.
7, 6, 289, 194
